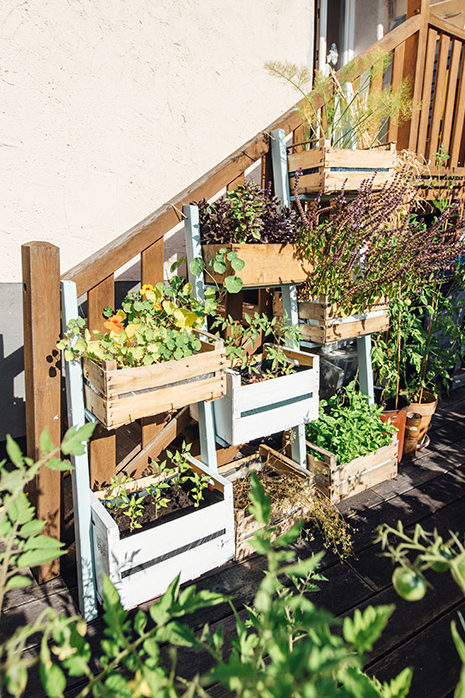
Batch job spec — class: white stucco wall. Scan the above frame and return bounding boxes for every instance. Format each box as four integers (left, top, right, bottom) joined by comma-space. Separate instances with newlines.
1, 0, 314, 282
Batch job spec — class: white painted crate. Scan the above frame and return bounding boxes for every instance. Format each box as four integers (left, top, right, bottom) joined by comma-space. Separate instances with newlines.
90, 455, 235, 610
211, 345, 319, 446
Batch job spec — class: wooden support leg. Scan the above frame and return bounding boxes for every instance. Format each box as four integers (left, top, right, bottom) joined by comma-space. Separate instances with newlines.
270, 128, 291, 206
22, 242, 62, 583
61, 280, 98, 621
198, 401, 218, 473
357, 334, 375, 405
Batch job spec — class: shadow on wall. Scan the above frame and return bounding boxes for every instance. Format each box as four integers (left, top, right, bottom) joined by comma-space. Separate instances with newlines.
0, 334, 26, 450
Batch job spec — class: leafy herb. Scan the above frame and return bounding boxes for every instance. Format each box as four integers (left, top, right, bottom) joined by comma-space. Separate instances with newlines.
306, 381, 396, 464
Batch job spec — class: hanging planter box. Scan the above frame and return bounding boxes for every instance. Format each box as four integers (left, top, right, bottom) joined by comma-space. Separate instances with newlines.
288, 141, 396, 195
306, 434, 398, 504
208, 345, 319, 445
202, 243, 312, 288
91, 454, 235, 610
224, 444, 315, 561
273, 294, 389, 345
82, 329, 226, 430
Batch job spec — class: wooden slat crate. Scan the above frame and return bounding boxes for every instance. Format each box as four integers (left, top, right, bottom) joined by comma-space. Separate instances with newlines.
221, 444, 314, 561
288, 141, 397, 195
202, 243, 312, 287
83, 329, 226, 429
209, 345, 319, 446
306, 435, 398, 504
273, 294, 389, 344
91, 454, 235, 610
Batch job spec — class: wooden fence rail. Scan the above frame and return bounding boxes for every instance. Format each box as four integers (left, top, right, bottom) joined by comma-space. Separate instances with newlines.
22, 0, 465, 581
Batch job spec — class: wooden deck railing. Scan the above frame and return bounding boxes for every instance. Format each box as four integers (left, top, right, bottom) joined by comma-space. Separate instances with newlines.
21, 0, 465, 581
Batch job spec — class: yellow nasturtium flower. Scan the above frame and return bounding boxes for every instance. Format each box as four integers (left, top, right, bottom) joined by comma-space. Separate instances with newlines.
125, 323, 139, 339
141, 284, 153, 295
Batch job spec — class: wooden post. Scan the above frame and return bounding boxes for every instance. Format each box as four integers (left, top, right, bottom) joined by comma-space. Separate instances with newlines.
22, 242, 61, 582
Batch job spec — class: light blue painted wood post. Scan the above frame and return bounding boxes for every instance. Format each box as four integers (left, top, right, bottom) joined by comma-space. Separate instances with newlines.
271, 128, 307, 468
61, 280, 98, 622
357, 334, 375, 404
183, 204, 218, 473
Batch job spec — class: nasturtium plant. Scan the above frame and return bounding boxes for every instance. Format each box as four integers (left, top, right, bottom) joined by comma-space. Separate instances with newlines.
306, 381, 396, 464
58, 276, 208, 368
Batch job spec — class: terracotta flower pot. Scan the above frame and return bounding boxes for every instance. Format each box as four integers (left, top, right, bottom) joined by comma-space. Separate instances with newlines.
406, 391, 438, 450
379, 406, 408, 463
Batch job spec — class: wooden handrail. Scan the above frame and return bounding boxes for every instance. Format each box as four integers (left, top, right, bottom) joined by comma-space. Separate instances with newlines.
63, 12, 422, 297
429, 13, 465, 41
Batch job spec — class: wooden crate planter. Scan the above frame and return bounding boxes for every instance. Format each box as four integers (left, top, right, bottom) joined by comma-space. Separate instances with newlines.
202, 243, 312, 287
221, 444, 314, 560
273, 294, 389, 345
83, 329, 226, 429
288, 141, 396, 195
306, 434, 398, 504
207, 345, 319, 446
91, 454, 235, 610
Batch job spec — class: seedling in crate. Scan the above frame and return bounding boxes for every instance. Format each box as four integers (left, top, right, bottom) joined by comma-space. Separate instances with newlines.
105, 474, 145, 532
190, 471, 213, 508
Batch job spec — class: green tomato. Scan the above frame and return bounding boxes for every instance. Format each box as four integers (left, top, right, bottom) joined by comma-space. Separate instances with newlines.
430, 546, 452, 573
392, 567, 427, 601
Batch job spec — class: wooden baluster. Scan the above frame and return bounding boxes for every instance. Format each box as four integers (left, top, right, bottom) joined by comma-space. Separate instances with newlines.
88, 274, 116, 488
427, 33, 450, 163
417, 28, 438, 158
22, 242, 61, 582
398, 0, 429, 151
388, 43, 405, 144
441, 39, 462, 158
140, 238, 166, 448
450, 43, 465, 168
261, 149, 274, 191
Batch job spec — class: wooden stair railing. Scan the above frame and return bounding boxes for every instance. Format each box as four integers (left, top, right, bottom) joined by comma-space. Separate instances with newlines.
22, 0, 465, 581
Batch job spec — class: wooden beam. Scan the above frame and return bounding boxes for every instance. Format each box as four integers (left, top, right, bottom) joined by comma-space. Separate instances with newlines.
417, 28, 439, 158
427, 33, 450, 162
441, 39, 462, 156
62, 15, 421, 297
450, 44, 465, 167
87, 275, 116, 488
140, 238, 166, 448
388, 42, 405, 144
22, 242, 61, 583
429, 14, 465, 42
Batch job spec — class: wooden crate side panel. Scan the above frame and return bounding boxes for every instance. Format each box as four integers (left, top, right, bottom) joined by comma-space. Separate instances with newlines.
325, 146, 396, 169
202, 244, 312, 287
85, 373, 225, 429
289, 172, 323, 195
322, 170, 393, 193
330, 458, 397, 503
287, 149, 325, 172
214, 364, 319, 446
331, 441, 398, 486
323, 314, 390, 343
116, 532, 235, 609
103, 348, 226, 395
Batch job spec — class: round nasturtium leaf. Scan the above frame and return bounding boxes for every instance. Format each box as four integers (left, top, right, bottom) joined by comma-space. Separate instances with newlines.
224, 275, 243, 294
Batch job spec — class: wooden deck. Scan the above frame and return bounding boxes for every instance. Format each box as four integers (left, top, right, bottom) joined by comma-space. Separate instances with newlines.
2, 386, 465, 697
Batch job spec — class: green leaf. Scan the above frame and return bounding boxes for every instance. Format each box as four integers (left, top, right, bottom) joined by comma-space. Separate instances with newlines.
156, 621, 199, 648
189, 257, 205, 276
17, 546, 65, 569
40, 661, 66, 698
19, 519, 46, 538
46, 457, 72, 471
247, 472, 271, 525
274, 520, 305, 547
8, 491, 34, 525
340, 666, 381, 698
213, 259, 227, 274
39, 428, 55, 457
281, 550, 325, 578
134, 609, 147, 636
343, 605, 394, 654
6, 434, 24, 467
224, 275, 243, 294
24, 534, 65, 551
377, 667, 413, 698
228, 254, 245, 271
6, 574, 32, 590
61, 423, 96, 456
5, 664, 28, 696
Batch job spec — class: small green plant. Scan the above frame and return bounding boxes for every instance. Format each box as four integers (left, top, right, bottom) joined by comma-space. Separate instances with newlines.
189, 471, 212, 508
105, 475, 145, 532
306, 381, 396, 464
190, 247, 245, 294
211, 311, 302, 382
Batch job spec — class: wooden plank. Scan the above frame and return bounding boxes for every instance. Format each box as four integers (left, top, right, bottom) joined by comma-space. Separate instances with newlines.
441, 38, 462, 155
429, 13, 465, 42
141, 237, 166, 447
427, 33, 450, 162
62, 15, 421, 297
450, 42, 465, 167
417, 28, 439, 157
227, 173, 245, 191
87, 275, 116, 488
388, 42, 406, 144
21, 242, 62, 583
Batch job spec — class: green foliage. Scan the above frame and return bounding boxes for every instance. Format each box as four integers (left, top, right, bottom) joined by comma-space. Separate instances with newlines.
58, 276, 206, 369
266, 48, 415, 148
305, 381, 396, 464
211, 311, 302, 381
372, 280, 465, 403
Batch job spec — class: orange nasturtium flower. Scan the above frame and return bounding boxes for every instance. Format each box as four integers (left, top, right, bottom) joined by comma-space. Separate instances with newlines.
141, 284, 153, 295
104, 314, 124, 335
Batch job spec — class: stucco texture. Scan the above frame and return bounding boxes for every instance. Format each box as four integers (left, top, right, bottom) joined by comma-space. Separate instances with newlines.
1, 0, 313, 282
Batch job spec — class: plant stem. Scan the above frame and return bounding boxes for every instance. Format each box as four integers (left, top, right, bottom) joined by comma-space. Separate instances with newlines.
395, 287, 402, 411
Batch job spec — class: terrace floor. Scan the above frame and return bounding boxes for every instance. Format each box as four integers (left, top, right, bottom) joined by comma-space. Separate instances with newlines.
3, 387, 465, 697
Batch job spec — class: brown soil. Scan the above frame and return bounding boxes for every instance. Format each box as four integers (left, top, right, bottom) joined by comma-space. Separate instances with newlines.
107, 483, 220, 538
